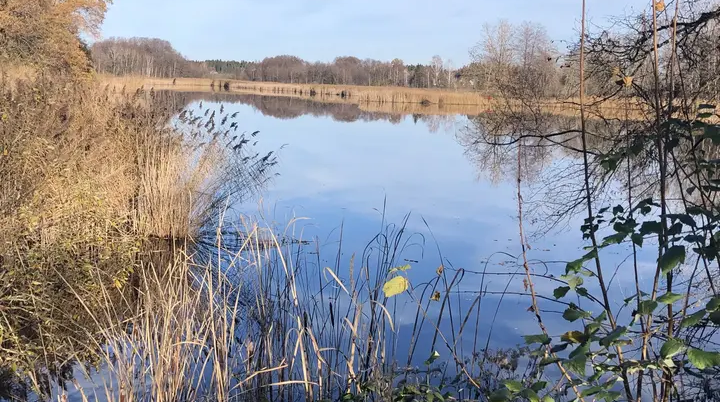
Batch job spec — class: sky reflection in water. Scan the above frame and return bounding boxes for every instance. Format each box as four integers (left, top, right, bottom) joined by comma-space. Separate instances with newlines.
190, 94, 660, 357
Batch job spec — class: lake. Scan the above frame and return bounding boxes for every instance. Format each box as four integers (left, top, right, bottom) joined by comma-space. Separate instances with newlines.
14, 91, 665, 402
179, 92, 660, 354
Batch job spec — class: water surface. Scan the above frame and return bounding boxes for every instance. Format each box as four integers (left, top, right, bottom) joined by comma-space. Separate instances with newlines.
183, 92, 659, 352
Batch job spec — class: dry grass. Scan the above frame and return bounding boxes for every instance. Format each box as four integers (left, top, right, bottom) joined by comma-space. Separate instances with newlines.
47, 215, 539, 402
0, 74, 272, 398
134, 111, 230, 239
100, 75, 644, 119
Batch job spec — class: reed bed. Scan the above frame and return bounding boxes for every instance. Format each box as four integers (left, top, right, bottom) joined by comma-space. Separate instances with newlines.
51, 214, 540, 402
100, 75, 642, 120
0, 75, 275, 400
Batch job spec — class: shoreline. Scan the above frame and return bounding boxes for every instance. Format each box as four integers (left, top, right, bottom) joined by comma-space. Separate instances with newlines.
99, 75, 638, 119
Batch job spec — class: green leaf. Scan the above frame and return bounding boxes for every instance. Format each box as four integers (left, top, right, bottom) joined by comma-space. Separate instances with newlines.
563, 306, 590, 322
561, 331, 588, 344
624, 292, 643, 305
542, 396, 554, 402
566, 249, 598, 274
602, 232, 627, 246
382, 276, 408, 298
668, 222, 683, 236
524, 334, 551, 345
687, 348, 720, 370
638, 300, 659, 315
551, 343, 569, 353
424, 350, 440, 365
581, 386, 604, 397
554, 286, 571, 299
503, 380, 523, 392
631, 233, 644, 247
578, 268, 596, 277
569, 343, 590, 359
640, 221, 662, 236
657, 292, 684, 305
566, 259, 583, 274
710, 311, 720, 325
660, 338, 685, 358
585, 322, 602, 335
594, 310, 608, 323
565, 355, 587, 376
661, 357, 677, 369
707, 297, 720, 312
530, 381, 548, 393
600, 326, 627, 348
489, 388, 511, 402
569, 276, 584, 290
602, 377, 620, 390
658, 246, 686, 275
599, 391, 622, 402
519, 389, 540, 402
540, 357, 561, 366
681, 310, 707, 328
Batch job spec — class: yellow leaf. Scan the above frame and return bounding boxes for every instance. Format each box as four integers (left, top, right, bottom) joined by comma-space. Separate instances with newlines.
383, 276, 409, 298
561, 330, 588, 344
389, 264, 412, 274
431, 291, 441, 301
655, 0, 665, 12
436, 265, 444, 276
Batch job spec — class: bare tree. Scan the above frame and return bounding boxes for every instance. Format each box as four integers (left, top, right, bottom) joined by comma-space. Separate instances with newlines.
445, 59, 456, 89
91, 38, 205, 78
469, 20, 559, 97
430, 55, 443, 87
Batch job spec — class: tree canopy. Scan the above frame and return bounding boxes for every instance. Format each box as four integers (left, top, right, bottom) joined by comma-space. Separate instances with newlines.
0, 0, 111, 74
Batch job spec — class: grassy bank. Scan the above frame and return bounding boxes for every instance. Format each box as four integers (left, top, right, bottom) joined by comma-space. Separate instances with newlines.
0, 72, 276, 399
100, 75, 639, 119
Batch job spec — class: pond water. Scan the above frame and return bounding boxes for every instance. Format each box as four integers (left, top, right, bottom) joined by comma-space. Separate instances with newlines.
183, 92, 659, 352
20, 92, 666, 402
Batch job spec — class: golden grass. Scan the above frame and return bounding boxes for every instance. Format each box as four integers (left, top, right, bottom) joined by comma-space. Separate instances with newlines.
50, 213, 539, 401
0, 63, 38, 81
99, 75, 645, 119
0, 75, 267, 398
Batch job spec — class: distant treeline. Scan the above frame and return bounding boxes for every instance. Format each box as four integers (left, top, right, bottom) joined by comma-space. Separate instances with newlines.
91, 16, 720, 99
91, 38, 473, 89
87, 29, 579, 96
202, 55, 467, 89
91, 38, 207, 78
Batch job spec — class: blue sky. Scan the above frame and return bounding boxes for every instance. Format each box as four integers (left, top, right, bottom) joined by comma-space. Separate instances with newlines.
100, 0, 648, 65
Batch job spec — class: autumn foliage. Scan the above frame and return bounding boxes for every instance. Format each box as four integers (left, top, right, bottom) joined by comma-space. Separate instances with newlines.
0, 0, 111, 75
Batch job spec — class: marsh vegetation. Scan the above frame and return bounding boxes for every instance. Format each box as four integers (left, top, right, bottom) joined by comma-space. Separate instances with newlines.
2, 0, 720, 401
